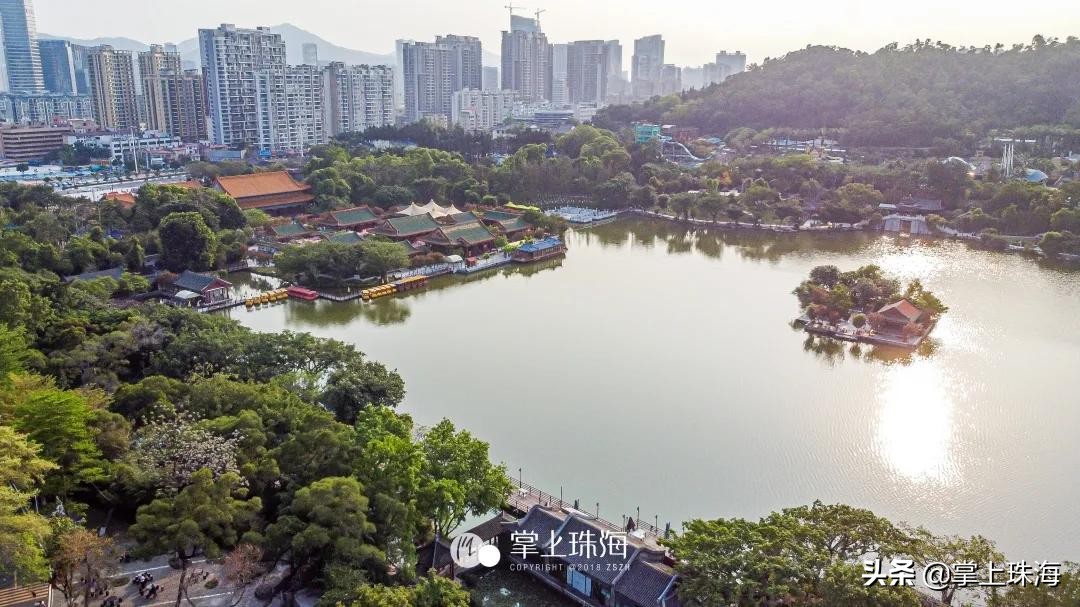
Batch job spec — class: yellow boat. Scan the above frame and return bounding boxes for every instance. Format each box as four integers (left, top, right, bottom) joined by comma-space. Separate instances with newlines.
259, 294, 270, 304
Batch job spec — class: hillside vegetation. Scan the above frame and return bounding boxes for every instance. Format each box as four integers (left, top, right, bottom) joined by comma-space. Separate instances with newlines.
594, 36, 1080, 147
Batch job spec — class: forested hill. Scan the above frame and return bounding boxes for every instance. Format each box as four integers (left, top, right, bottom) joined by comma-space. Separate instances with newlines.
593, 36, 1080, 147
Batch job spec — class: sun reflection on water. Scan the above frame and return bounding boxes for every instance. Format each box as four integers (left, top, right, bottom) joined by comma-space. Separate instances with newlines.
874, 361, 960, 486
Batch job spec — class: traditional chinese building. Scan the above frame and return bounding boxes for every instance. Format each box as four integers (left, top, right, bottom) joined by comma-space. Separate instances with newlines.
371, 213, 441, 241
875, 299, 928, 330
505, 505, 682, 607
478, 209, 531, 240
213, 171, 314, 215
512, 236, 566, 263
421, 221, 498, 256
318, 205, 381, 231
268, 219, 313, 241
161, 270, 233, 307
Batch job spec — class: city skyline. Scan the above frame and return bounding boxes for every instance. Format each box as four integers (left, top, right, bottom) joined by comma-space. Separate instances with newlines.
33, 0, 1080, 69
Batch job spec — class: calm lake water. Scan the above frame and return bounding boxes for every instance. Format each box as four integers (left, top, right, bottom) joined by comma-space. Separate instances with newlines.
227, 219, 1080, 561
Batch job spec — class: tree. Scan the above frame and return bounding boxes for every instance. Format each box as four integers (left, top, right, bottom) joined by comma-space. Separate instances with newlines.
220, 543, 265, 607
908, 528, 1004, 606
128, 413, 241, 494
360, 240, 410, 283
669, 193, 696, 221
265, 476, 384, 583
10, 381, 105, 497
810, 265, 842, 288
321, 364, 406, 425
158, 211, 217, 271
49, 527, 119, 607
345, 576, 470, 607
419, 419, 512, 541
667, 503, 919, 607
129, 469, 262, 607
0, 426, 57, 582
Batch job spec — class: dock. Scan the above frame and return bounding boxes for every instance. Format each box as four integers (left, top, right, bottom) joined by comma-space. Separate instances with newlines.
504, 477, 670, 547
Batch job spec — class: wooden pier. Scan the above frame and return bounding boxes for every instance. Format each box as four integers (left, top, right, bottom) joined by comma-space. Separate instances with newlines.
504, 477, 670, 547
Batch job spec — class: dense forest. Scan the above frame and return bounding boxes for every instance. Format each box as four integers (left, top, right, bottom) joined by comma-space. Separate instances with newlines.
594, 36, 1080, 148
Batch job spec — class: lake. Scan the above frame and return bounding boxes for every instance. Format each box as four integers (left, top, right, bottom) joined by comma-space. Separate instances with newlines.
227, 218, 1080, 561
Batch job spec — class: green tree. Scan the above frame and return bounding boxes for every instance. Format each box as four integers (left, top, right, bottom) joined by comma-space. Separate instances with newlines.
360, 240, 410, 283
669, 193, 696, 221
10, 381, 105, 497
158, 211, 217, 271
908, 528, 1004, 606
265, 476, 384, 583
419, 419, 511, 540
0, 426, 57, 581
129, 469, 262, 607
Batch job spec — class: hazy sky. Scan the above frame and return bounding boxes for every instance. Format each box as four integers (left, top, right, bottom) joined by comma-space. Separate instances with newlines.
35, 0, 1080, 66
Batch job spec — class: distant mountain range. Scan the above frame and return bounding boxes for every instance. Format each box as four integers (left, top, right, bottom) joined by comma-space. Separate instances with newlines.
40, 23, 500, 71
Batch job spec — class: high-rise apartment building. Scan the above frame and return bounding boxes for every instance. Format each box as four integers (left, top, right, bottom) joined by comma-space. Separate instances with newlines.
275, 64, 324, 153
451, 88, 514, 132
199, 24, 287, 152
321, 62, 395, 136
38, 39, 89, 95
500, 15, 551, 102
139, 44, 182, 132
482, 66, 499, 92
435, 35, 482, 93
712, 51, 746, 82
159, 70, 207, 142
631, 35, 664, 99
302, 43, 318, 66
566, 40, 611, 104
550, 44, 568, 105
0, 92, 92, 124
604, 40, 626, 101
0, 0, 44, 92
86, 45, 138, 129
400, 40, 452, 124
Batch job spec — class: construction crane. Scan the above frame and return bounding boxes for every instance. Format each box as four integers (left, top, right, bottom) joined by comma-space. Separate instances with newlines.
504, 3, 525, 16
534, 7, 546, 26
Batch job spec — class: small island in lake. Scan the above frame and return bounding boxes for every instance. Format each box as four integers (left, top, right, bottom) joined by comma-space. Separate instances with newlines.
793, 264, 948, 349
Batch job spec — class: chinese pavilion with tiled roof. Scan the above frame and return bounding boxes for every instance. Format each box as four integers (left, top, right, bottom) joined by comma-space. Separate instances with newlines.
319, 205, 381, 230
268, 220, 312, 241
371, 213, 441, 240
479, 209, 531, 239
421, 221, 497, 256
214, 171, 314, 215
505, 505, 682, 607
327, 231, 363, 245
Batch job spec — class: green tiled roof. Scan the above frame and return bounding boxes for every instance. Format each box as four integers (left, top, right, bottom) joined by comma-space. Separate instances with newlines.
448, 211, 481, 224
330, 206, 378, 226
429, 222, 496, 246
328, 231, 363, 245
479, 209, 521, 221
271, 221, 309, 237
378, 213, 440, 237
497, 216, 530, 232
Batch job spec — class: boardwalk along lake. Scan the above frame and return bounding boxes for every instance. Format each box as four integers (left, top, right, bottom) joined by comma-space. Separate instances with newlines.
227, 218, 1080, 561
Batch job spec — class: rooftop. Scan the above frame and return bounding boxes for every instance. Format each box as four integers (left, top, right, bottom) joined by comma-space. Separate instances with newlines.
327, 205, 379, 226
375, 213, 441, 237
215, 171, 310, 199
172, 270, 231, 293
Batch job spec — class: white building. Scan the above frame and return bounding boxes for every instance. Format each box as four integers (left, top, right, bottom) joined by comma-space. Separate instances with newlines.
199, 24, 287, 154
65, 130, 194, 162
322, 62, 395, 136
275, 64, 324, 154
451, 88, 515, 132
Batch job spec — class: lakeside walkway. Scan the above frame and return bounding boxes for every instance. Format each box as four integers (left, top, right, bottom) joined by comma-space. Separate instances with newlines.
504, 477, 669, 550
